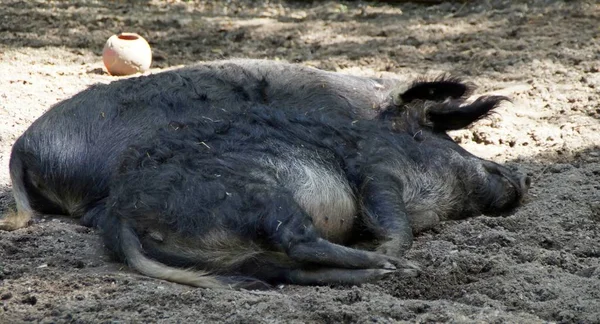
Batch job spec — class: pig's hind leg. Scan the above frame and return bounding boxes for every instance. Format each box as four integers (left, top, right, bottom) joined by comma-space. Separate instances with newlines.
233, 252, 400, 286
259, 191, 417, 276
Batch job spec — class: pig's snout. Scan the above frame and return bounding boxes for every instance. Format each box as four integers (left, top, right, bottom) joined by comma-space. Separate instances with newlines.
482, 161, 530, 204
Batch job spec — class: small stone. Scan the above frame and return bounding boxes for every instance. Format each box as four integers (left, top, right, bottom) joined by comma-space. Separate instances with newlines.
575, 267, 597, 278
21, 295, 37, 306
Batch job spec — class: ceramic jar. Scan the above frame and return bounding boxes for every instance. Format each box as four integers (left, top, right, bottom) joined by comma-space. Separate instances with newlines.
102, 33, 152, 76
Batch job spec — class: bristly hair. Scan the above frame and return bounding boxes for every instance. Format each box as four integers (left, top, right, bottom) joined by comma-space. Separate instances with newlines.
399, 74, 477, 104
383, 95, 510, 136
383, 74, 477, 133
425, 95, 510, 131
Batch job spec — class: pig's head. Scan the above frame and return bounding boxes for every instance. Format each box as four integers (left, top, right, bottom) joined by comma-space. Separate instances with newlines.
386, 77, 530, 218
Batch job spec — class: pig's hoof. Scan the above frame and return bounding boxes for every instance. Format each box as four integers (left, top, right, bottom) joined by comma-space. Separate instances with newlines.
376, 236, 412, 258
0, 210, 32, 231
382, 261, 397, 270
400, 267, 420, 278
388, 257, 421, 272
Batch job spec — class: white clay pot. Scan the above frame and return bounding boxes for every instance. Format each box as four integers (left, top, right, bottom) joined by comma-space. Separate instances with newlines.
102, 33, 152, 76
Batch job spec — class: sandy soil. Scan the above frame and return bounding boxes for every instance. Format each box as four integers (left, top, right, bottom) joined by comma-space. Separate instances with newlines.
0, 0, 599, 323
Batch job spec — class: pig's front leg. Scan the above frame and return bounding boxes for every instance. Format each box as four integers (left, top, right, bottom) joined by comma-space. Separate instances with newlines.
358, 171, 413, 258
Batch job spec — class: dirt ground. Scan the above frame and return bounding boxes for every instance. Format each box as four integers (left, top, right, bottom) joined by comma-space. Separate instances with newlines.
0, 0, 599, 323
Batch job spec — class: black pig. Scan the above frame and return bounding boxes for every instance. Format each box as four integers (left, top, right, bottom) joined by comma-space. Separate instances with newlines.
98, 88, 528, 288
2, 59, 471, 231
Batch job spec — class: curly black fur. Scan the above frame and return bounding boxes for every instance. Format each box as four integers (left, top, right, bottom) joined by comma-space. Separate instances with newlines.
100, 92, 527, 288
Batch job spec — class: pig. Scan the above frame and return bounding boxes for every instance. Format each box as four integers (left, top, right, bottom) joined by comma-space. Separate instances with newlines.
2, 59, 472, 231
97, 83, 529, 288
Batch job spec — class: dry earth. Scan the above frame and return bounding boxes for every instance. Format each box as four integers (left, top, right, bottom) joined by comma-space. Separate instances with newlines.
0, 0, 599, 323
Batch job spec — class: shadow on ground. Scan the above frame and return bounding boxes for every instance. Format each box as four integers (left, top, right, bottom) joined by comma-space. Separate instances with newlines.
1, 1, 598, 75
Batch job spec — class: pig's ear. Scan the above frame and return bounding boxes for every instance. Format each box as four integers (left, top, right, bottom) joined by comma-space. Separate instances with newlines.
426, 95, 509, 131
394, 75, 475, 104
